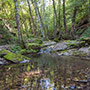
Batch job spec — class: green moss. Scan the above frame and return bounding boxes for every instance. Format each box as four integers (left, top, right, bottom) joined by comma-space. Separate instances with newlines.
53, 38, 59, 42
72, 50, 86, 56
18, 49, 38, 54
60, 50, 69, 53
26, 43, 41, 50
10, 45, 22, 53
66, 40, 85, 48
0, 49, 9, 56
4, 52, 30, 63
80, 27, 90, 38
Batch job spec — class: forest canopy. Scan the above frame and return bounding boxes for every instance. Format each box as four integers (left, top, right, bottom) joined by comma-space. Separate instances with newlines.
0, 0, 90, 46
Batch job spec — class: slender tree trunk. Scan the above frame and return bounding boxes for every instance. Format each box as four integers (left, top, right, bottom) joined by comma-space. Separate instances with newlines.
53, 12, 56, 37
28, 18, 33, 34
89, 0, 90, 22
32, 0, 45, 38
63, 0, 67, 33
14, 0, 23, 46
52, 0, 57, 38
70, 7, 77, 39
42, 0, 45, 20
27, 0, 37, 35
58, 0, 62, 39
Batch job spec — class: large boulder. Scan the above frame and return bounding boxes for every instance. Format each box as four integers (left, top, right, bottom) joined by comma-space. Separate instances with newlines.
53, 41, 68, 51
79, 47, 90, 56
0, 49, 31, 63
57, 49, 87, 56
53, 40, 86, 51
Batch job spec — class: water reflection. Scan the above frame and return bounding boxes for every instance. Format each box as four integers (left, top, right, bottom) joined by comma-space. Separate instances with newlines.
0, 54, 90, 90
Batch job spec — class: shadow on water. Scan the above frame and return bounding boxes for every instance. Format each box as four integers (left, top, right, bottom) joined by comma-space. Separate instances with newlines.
0, 54, 90, 90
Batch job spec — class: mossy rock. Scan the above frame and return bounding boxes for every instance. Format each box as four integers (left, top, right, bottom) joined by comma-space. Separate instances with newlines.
72, 50, 86, 56
80, 37, 90, 44
0, 49, 10, 57
26, 43, 41, 50
58, 49, 87, 56
4, 52, 31, 63
53, 38, 59, 42
66, 40, 85, 48
18, 49, 38, 54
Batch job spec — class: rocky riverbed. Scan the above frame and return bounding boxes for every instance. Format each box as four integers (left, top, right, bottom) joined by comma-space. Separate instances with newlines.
0, 38, 90, 65
40, 38, 90, 57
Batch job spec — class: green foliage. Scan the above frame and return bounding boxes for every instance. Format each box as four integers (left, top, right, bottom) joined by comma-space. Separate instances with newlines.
10, 45, 22, 53
81, 27, 90, 38
26, 43, 41, 50
0, 0, 89, 44
0, 25, 16, 45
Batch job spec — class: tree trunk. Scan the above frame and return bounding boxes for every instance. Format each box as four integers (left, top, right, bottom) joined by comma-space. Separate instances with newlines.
42, 0, 45, 20
70, 7, 77, 39
27, 0, 37, 35
32, 0, 45, 38
52, 0, 57, 38
14, 0, 24, 46
58, 0, 62, 39
28, 18, 33, 34
63, 0, 67, 33
89, 0, 90, 22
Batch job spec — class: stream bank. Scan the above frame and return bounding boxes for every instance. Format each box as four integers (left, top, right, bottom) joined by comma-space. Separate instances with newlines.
0, 38, 90, 65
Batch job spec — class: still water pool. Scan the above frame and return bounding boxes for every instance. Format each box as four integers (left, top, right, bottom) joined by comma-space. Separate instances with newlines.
0, 54, 90, 90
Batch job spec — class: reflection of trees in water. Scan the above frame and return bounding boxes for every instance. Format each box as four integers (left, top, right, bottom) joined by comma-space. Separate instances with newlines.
0, 56, 90, 90
0, 62, 42, 89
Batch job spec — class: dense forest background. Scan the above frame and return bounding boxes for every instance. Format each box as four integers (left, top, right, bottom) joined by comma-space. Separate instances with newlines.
0, 0, 90, 46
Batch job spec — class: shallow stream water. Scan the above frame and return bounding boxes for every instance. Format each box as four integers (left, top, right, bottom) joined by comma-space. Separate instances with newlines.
0, 54, 90, 90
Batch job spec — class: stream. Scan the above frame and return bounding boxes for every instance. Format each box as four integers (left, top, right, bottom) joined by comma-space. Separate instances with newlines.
0, 54, 90, 90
